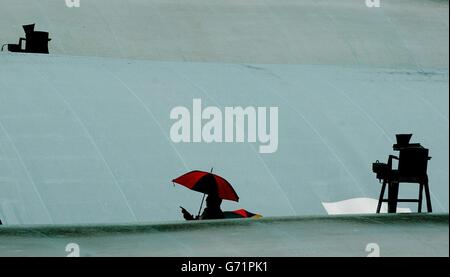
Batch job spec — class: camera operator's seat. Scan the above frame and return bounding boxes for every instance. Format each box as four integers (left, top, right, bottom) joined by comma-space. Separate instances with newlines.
376, 146, 432, 213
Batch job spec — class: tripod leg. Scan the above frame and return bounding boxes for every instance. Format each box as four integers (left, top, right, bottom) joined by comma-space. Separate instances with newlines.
418, 183, 423, 213
424, 180, 433, 213
377, 181, 387, 213
387, 182, 399, 213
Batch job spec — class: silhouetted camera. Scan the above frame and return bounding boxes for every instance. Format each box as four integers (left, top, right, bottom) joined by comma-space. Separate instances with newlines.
372, 160, 390, 181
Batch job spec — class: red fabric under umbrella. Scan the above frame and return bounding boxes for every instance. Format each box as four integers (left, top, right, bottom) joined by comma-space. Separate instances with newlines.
172, 170, 239, 202
224, 209, 262, 219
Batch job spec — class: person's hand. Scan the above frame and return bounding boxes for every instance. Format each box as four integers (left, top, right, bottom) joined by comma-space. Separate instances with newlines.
180, 206, 194, 220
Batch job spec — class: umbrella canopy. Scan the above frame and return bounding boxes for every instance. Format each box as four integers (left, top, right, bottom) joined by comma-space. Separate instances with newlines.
172, 170, 239, 202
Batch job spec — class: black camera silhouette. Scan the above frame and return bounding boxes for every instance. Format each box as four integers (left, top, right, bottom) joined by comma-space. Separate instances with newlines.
372, 160, 390, 181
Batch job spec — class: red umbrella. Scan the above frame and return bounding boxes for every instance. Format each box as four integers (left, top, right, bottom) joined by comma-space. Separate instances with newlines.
172, 169, 239, 202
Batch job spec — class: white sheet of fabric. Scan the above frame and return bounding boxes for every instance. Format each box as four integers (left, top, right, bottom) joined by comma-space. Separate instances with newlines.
322, 198, 412, 215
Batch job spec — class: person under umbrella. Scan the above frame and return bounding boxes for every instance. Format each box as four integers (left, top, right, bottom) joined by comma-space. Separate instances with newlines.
173, 169, 239, 221
181, 194, 225, 220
